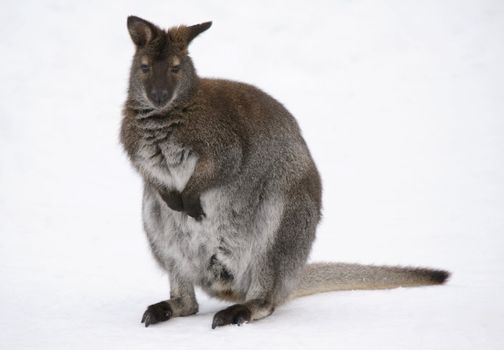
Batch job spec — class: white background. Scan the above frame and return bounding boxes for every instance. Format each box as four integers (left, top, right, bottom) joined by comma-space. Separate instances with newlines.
1, 0, 503, 349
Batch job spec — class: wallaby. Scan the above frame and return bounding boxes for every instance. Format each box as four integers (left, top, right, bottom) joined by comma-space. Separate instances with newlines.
120, 16, 449, 329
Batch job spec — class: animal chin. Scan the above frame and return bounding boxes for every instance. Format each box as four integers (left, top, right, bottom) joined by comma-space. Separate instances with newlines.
136, 92, 179, 119
157, 91, 179, 112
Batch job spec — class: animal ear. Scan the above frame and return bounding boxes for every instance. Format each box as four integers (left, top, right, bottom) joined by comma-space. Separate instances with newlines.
187, 21, 212, 44
127, 16, 158, 47
168, 21, 212, 52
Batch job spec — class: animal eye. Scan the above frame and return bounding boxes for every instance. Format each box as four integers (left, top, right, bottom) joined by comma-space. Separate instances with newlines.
171, 65, 180, 73
140, 64, 150, 73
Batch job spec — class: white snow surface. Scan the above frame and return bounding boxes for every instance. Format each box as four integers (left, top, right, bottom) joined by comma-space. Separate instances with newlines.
1, 0, 503, 349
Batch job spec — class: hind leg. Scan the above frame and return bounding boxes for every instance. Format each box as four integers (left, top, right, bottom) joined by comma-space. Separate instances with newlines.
211, 194, 318, 328
212, 299, 274, 328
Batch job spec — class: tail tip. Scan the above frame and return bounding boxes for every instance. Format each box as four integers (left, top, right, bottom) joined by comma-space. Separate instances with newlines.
430, 269, 450, 284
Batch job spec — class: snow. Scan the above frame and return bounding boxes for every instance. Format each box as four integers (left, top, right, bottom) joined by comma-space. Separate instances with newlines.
1, 0, 503, 349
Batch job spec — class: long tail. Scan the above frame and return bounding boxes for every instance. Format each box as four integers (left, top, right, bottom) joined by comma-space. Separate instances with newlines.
290, 262, 450, 299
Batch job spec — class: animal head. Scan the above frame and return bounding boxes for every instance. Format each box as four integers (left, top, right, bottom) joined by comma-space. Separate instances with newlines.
126, 16, 212, 112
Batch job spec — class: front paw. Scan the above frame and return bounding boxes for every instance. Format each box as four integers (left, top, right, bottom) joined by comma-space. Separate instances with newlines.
181, 192, 205, 221
141, 301, 173, 327
159, 189, 184, 212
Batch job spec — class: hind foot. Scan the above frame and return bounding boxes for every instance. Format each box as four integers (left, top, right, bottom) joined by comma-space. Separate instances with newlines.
212, 304, 252, 329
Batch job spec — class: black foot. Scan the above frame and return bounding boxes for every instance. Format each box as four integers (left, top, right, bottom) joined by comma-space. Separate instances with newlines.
181, 191, 206, 221
141, 301, 173, 327
159, 189, 184, 212
212, 304, 252, 329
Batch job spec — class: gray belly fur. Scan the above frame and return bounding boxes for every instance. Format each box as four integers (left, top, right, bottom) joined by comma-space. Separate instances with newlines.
141, 176, 284, 299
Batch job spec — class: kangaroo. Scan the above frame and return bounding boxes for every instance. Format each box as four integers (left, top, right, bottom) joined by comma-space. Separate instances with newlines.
120, 16, 450, 329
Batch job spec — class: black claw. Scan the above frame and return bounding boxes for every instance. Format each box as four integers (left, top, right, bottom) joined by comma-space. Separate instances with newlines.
211, 318, 222, 329
144, 314, 151, 327
141, 301, 173, 328
194, 212, 206, 222
181, 192, 205, 220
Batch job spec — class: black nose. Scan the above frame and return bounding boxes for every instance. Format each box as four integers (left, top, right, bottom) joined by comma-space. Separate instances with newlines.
150, 89, 169, 106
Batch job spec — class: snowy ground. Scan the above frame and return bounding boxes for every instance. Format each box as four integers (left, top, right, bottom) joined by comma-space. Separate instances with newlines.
1, 0, 503, 349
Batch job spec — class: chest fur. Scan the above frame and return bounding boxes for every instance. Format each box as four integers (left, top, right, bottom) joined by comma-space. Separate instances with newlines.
134, 138, 198, 192
142, 185, 285, 289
